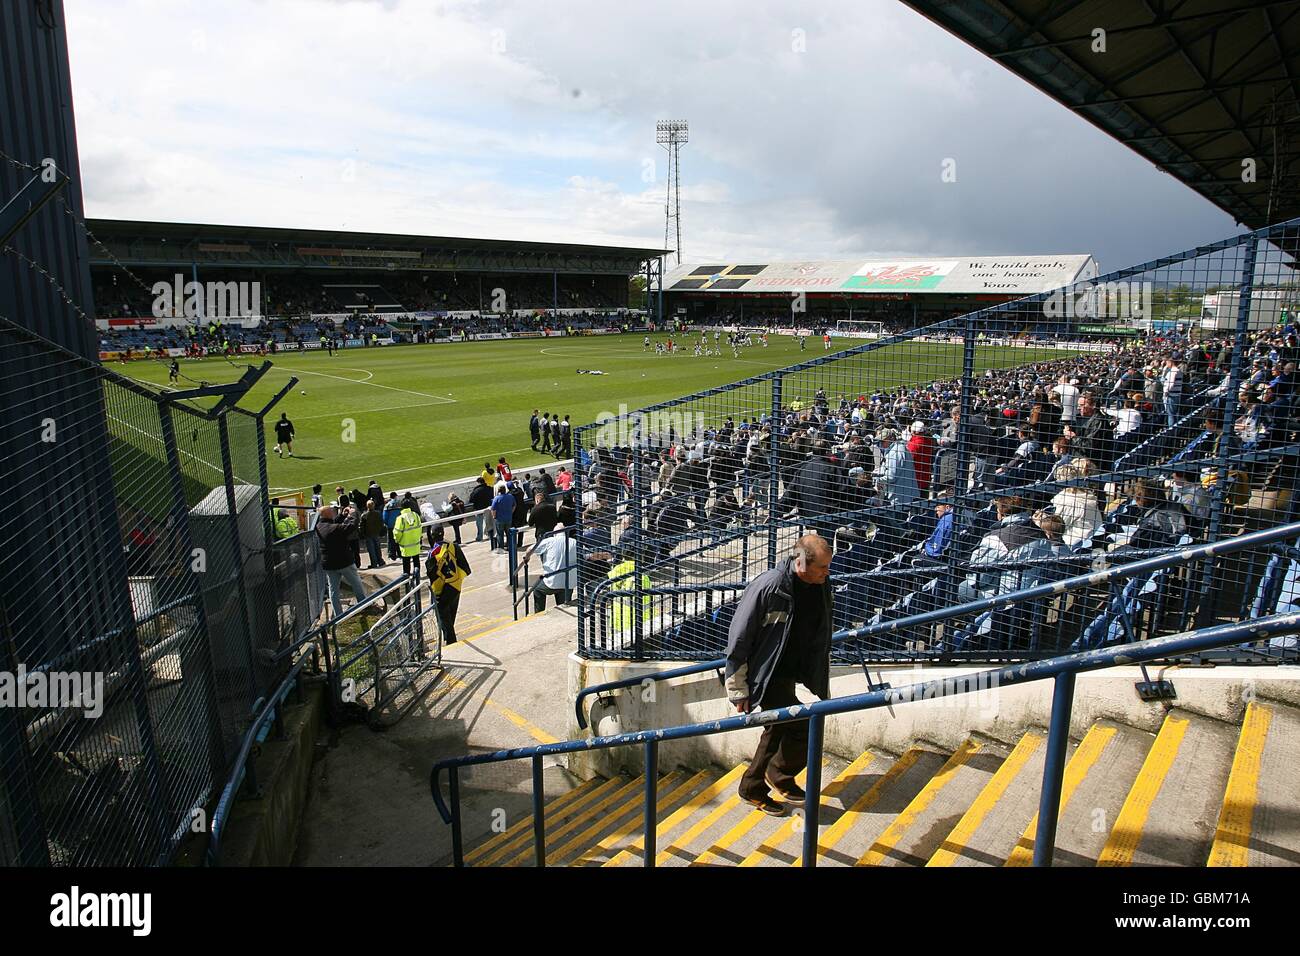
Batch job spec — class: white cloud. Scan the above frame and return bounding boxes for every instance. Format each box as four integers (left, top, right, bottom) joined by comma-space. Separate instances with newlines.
63, 0, 1239, 270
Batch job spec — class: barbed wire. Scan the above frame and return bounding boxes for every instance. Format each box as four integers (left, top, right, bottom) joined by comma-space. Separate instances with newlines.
0, 147, 42, 174
1, 243, 94, 324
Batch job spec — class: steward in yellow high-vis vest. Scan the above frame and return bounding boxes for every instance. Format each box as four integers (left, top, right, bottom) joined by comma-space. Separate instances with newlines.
393, 502, 424, 577
425, 524, 472, 643
608, 558, 651, 632
273, 509, 299, 539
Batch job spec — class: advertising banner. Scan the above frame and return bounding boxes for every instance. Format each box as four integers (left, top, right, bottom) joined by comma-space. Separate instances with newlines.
303, 342, 321, 350
842, 260, 959, 291
239, 345, 259, 354
345, 338, 364, 347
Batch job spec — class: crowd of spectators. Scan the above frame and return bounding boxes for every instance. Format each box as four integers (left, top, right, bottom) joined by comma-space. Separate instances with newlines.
570, 322, 1300, 636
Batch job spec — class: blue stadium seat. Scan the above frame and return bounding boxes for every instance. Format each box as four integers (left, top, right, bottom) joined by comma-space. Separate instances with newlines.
1070, 569, 1167, 651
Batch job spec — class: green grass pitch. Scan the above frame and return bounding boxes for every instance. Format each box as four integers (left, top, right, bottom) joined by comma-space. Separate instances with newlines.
114, 332, 1029, 496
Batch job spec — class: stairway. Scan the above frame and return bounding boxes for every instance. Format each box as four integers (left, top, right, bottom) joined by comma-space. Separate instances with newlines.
460, 701, 1300, 867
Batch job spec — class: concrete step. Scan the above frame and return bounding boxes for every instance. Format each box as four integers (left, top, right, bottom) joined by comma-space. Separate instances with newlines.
573, 770, 717, 866
690, 757, 853, 867
1209, 700, 1300, 867
1005, 719, 1154, 867
653, 767, 805, 868
603, 765, 747, 867
739, 750, 887, 867
857, 737, 1011, 867
507, 772, 688, 867
466, 775, 618, 867
486, 773, 634, 867
1098, 709, 1238, 867
927, 730, 1050, 867
795, 746, 949, 866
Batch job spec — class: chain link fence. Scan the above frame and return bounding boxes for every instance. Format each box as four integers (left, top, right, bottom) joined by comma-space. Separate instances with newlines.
0, 315, 318, 865
574, 217, 1300, 665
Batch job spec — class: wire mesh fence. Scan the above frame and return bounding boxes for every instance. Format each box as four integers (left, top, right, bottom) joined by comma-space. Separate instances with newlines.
0, 314, 315, 866
574, 217, 1300, 665
322, 576, 442, 728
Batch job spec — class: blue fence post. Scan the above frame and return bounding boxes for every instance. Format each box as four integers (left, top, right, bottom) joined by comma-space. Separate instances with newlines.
532, 754, 546, 868
158, 402, 227, 782
633, 412, 645, 658
1197, 235, 1258, 629
449, 766, 464, 866
1033, 671, 1076, 867
574, 428, 586, 651
802, 712, 824, 867
644, 740, 658, 867
946, 313, 980, 591
768, 375, 782, 567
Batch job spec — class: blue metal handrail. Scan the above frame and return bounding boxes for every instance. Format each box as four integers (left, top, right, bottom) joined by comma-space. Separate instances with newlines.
433, 611, 1300, 867
572, 518, 1300, 728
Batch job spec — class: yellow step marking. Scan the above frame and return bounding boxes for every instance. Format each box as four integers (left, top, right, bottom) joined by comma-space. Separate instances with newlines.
577, 771, 714, 865
1098, 713, 1190, 867
502, 775, 647, 867
472, 775, 627, 867
1005, 723, 1115, 867
791, 748, 926, 866
740, 751, 878, 867
455, 614, 511, 635
465, 777, 604, 865
655, 792, 746, 866
1208, 702, 1272, 867
438, 672, 558, 745
857, 739, 982, 867
543, 772, 686, 866
692, 764, 815, 866
454, 613, 541, 644
928, 732, 1043, 866
605, 765, 747, 867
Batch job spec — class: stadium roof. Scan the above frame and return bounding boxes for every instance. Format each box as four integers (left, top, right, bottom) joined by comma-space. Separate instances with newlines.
901, 0, 1300, 229
85, 218, 665, 273
663, 254, 1098, 295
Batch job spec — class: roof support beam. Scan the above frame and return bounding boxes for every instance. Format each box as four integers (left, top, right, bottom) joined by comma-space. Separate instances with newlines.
989, 2, 1295, 59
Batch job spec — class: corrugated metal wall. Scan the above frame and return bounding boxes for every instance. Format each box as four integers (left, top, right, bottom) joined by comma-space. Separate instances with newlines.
0, 0, 96, 353
0, 0, 136, 865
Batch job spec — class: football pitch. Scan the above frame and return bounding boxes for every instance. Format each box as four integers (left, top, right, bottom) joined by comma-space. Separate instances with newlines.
117, 333, 991, 496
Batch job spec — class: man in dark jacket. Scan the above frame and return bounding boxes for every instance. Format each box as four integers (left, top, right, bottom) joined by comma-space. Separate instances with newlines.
468, 477, 493, 542
725, 533, 834, 816
779, 441, 845, 537
527, 491, 559, 543
316, 506, 370, 617
1065, 393, 1113, 467
529, 409, 541, 451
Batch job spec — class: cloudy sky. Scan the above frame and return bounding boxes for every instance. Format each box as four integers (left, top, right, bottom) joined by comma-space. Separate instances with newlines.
65, 0, 1242, 272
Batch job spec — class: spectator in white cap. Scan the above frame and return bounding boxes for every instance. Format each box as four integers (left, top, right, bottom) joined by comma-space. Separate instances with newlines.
906, 420, 936, 496
874, 427, 920, 503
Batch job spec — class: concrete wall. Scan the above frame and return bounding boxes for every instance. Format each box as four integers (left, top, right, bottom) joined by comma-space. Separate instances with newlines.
566, 654, 1300, 779
212, 683, 325, 867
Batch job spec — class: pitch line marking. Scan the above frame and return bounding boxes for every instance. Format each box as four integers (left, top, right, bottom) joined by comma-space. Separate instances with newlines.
536, 345, 792, 369
292, 400, 443, 422
272, 363, 455, 403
